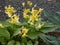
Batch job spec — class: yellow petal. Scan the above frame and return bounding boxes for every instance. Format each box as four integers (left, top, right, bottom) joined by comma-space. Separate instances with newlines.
22, 2, 25, 7
27, 1, 32, 6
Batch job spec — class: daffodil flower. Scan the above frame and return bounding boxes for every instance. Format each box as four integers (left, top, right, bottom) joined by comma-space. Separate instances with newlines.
9, 14, 19, 24
21, 27, 28, 38
27, 1, 32, 6
5, 5, 16, 17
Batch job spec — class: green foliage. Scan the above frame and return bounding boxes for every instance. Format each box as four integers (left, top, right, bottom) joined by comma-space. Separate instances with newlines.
0, 18, 58, 45
0, 12, 60, 45
27, 41, 33, 45
46, 35, 60, 45
0, 27, 10, 40
44, 10, 60, 26
0, 4, 60, 45
7, 40, 15, 45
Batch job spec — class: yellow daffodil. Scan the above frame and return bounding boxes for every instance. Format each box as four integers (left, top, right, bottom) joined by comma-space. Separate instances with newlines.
31, 8, 43, 15
23, 13, 29, 18
5, 12, 12, 17
29, 15, 39, 22
9, 14, 19, 24
21, 27, 28, 38
27, 1, 32, 6
24, 8, 30, 13
28, 21, 34, 25
39, 8, 43, 14
28, 14, 39, 25
22, 27, 28, 34
31, 9, 39, 16
5, 5, 16, 17
23, 8, 30, 19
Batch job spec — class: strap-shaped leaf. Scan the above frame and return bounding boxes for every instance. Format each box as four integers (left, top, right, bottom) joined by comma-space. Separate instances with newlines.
46, 35, 60, 45
40, 27, 56, 33
56, 12, 60, 15
44, 10, 60, 25
39, 33, 50, 45
40, 22, 57, 33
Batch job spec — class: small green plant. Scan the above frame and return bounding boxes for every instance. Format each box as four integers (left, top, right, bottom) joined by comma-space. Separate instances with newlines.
0, 1, 59, 45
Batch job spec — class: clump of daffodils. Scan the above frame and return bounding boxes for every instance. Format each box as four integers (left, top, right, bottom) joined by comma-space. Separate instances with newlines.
22, 1, 44, 29
22, 0, 43, 26
5, 0, 44, 38
5, 5, 19, 24
23, 7, 43, 25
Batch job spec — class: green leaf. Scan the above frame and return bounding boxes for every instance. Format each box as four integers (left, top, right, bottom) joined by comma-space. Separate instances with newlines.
16, 41, 21, 45
0, 21, 13, 27
43, 23, 56, 27
40, 22, 57, 33
27, 30, 40, 39
22, 38, 27, 44
40, 26, 56, 33
0, 36, 5, 42
12, 28, 21, 37
46, 35, 60, 45
56, 12, 60, 15
7, 40, 15, 45
0, 27, 10, 40
35, 41, 38, 45
16, 22, 28, 27
44, 11, 60, 25
27, 41, 33, 45
39, 33, 50, 45
0, 36, 7, 45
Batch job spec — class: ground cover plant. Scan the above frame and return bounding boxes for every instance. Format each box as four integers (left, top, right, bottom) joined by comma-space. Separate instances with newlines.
0, 0, 60, 45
